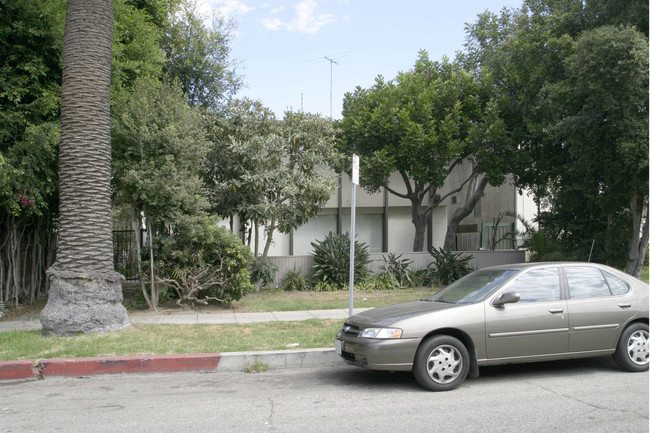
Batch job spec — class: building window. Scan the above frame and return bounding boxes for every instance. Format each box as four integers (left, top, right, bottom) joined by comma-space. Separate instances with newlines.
293, 214, 337, 255
342, 213, 383, 253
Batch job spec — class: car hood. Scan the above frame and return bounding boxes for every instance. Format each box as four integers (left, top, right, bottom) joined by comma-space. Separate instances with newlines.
349, 300, 461, 328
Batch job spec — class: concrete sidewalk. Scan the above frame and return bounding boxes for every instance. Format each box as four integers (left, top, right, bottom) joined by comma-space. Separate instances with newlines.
0, 307, 370, 331
0, 308, 370, 381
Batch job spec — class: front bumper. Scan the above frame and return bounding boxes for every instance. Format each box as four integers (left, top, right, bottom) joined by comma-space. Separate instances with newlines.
335, 331, 421, 371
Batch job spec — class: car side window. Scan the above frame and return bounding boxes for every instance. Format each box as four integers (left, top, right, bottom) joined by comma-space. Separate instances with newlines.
505, 268, 561, 302
565, 267, 612, 299
602, 271, 629, 295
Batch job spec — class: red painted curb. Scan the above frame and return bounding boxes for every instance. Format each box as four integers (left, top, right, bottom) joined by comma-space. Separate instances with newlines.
0, 360, 37, 380
39, 354, 221, 377
0, 354, 221, 380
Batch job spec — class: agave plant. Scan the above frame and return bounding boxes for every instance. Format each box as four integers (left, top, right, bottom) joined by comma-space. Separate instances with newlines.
311, 232, 370, 289
427, 247, 472, 286
379, 253, 414, 288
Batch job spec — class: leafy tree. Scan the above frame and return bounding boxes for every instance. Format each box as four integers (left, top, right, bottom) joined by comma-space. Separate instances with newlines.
40, 0, 130, 335
266, 111, 342, 256
161, 0, 242, 110
0, 0, 169, 306
0, 0, 64, 151
0, 0, 63, 264
543, 25, 648, 272
339, 51, 510, 252
112, 77, 209, 309
206, 104, 341, 259
154, 217, 254, 306
112, 0, 166, 95
0, 122, 59, 305
205, 97, 279, 244
462, 0, 649, 275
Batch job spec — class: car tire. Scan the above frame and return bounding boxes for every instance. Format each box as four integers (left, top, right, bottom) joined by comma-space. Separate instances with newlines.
613, 322, 649, 372
413, 335, 470, 391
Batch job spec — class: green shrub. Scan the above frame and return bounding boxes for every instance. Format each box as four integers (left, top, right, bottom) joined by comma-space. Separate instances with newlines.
311, 232, 370, 289
154, 218, 254, 306
312, 280, 339, 292
280, 267, 311, 291
379, 253, 414, 288
404, 268, 427, 288
356, 273, 398, 291
427, 247, 472, 286
249, 258, 277, 290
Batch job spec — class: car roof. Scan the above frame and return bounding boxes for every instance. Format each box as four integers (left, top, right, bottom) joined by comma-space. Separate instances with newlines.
481, 261, 617, 273
479, 261, 649, 290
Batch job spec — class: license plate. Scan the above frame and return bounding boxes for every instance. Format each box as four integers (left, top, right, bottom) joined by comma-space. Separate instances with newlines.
335, 339, 344, 355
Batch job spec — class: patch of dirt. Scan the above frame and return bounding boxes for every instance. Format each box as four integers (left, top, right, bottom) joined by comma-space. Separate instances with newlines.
133, 300, 236, 316
1, 299, 47, 322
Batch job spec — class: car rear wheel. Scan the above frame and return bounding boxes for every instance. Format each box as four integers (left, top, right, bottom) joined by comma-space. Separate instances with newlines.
613, 322, 649, 372
413, 335, 470, 391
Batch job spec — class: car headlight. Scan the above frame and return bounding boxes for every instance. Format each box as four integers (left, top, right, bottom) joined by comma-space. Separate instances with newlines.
360, 328, 403, 339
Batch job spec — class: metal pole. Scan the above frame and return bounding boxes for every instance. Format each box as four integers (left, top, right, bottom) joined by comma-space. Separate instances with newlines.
349, 182, 356, 317
329, 59, 333, 118
324, 56, 338, 119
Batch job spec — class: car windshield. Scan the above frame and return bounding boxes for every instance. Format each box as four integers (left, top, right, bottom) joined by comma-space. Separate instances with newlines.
425, 269, 519, 304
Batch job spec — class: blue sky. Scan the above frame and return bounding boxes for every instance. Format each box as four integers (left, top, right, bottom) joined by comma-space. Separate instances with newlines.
199, 1, 520, 119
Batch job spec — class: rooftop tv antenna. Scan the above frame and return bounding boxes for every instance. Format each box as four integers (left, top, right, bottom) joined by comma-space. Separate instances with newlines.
324, 56, 339, 118
302, 51, 350, 118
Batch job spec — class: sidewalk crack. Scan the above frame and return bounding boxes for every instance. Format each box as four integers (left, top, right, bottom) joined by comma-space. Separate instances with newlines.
265, 397, 275, 431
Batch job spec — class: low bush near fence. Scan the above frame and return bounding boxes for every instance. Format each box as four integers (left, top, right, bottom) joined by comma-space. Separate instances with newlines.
154, 219, 254, 306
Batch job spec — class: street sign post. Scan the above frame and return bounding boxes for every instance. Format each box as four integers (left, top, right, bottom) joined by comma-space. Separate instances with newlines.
349, 155, 359, 317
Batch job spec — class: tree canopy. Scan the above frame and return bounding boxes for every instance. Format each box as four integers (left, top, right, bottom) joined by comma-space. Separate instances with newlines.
339, 51, 510, 251
161, 0, 242, 110
206, 100, 341, 258
462, 0, 649, 274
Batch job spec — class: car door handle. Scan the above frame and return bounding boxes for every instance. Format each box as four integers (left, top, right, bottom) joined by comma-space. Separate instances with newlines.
618, 303, 632, 309
548, 308, 564, 314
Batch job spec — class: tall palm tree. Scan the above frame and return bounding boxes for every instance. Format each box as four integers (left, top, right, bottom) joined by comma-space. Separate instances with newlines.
40, 0, 129, 335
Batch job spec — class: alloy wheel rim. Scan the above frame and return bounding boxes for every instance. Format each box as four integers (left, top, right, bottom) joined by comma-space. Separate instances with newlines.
627, 330, 649, 366
426, 344, 463, 384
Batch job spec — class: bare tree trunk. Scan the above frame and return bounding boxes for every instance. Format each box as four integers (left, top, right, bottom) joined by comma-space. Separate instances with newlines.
40, 0, 129, 335
626, 194, 649, 278
145, 209, 158, 310
443, 175, 489, 251
262, 218, 277, 259
254, 221, 260, 257
132, 203, 153, 309
411, 208, 429, 252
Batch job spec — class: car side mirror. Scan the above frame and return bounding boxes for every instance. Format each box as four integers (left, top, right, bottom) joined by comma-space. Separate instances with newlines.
493, 292, 520, 307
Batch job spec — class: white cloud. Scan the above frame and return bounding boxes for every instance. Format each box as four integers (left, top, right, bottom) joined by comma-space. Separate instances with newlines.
208, 0, 256, 18
261, 17, 284, 31
261, 0, 335, 34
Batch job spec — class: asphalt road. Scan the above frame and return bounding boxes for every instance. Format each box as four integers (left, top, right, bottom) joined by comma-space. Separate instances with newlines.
2, 357, 647, 433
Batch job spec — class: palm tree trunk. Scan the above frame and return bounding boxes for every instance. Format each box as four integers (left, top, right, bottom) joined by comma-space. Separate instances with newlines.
40, 0, 129, 335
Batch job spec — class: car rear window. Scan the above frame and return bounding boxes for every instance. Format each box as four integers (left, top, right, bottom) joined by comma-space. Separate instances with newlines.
566, 266, 614, 299
602, 271, 630, 295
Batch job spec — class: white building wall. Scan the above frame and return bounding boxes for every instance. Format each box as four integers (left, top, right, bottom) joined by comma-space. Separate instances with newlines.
387, 207, 415, 252
218, 166, 537, 257
431, 206, 448, 249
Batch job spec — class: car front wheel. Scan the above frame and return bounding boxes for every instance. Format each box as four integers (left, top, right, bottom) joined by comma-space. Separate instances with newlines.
413, 335, 470, 391
613, 322, 649, 372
